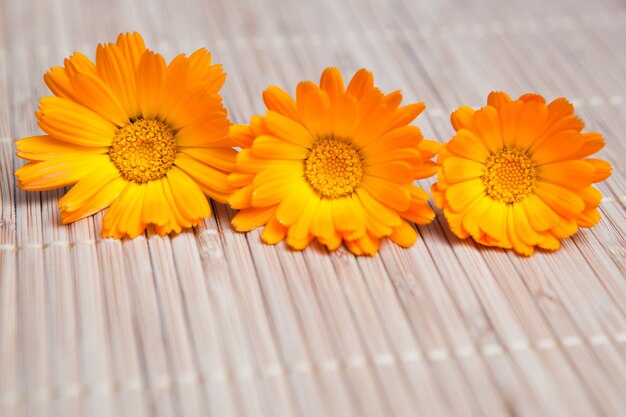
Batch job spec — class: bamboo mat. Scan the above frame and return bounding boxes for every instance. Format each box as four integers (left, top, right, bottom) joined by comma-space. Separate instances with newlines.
1, 0, 626, 416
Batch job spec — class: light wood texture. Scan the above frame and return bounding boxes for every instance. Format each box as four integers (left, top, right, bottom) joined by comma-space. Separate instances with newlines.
1, 0, 625, 416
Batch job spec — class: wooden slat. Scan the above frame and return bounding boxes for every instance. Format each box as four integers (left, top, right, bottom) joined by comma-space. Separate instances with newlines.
1, 0, 625, 416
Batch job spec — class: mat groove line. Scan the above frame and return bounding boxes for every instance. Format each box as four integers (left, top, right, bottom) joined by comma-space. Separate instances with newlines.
1, 0, 625, 416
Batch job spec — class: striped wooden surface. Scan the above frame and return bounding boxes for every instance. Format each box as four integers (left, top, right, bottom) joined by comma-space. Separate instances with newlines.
1, 0, 625, 416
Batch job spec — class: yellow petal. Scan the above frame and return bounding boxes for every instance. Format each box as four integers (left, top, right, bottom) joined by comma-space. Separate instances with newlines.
61, 176, 127, 224
37, 97, 117, 146
389, 220, 418, 247
166, 166, 211, 221
461, 197, 492, 238
141, 179, 170, 226
288, 193, 320, 241
264, 110, 315, 147
511, 202, 542, 246
58, 161, 122, 211
251, 135, 309, 160
16, 135, 108, 161
16, 155, 111, 191
310, 198, 335, 240
275, 185, 311, 226
355, 188, 402, 229
479, 201, 509, 243
332, 197, 366, 238
174, 153, 233, 202
102, 181, 147, 239
445, 178, 485, 212
522, 193, 559, 232
442, 157, 484, 183
261, 216, 287, 244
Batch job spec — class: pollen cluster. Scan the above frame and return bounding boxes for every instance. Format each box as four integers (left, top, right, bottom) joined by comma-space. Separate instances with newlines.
304, 137, 363, 199
481, 148, 537, 204
109, 119, 176, 183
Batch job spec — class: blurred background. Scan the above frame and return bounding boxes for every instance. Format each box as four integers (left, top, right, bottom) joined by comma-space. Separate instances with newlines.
1, 0, 625, 416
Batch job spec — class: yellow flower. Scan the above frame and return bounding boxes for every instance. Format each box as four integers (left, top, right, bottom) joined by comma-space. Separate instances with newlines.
16, 32, 235, 238
431, 92, 612, 256
229, 68, 438, 255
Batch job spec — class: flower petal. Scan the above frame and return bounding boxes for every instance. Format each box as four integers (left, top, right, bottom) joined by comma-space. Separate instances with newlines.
37, 97, 117, 146
263, 86, 301, 122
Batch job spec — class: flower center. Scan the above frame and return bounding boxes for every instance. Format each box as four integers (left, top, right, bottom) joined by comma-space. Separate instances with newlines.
109, 119, 176, 183
481, 148, 537, 204
304, 137, 363, 199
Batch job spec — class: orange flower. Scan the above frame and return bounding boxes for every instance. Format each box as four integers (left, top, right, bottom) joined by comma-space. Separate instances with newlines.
431, 92, 612, 255
16, 33, 234, 238
228, 68, 438, 255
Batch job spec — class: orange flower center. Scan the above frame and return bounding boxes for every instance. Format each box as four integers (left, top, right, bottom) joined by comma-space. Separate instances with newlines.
304, 137, 363, 199
109, 119, 176, 183
481, 148, 537, 204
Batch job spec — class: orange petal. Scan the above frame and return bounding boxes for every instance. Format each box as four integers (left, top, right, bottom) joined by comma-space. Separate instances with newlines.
319, 67, 345, 100
362, 176, 411, 211
585, 158, 612, 182
346, 68, 374, 99
69, 72, 130, 126
487, 91, 512, 110
115, 32, 147, 69
263, 86, 301, 122
265, 110, 315, 147
450, 106, 475, 131
96, 43, 140, 118
472, 106, 502, 152
387, 102, 425, 130
296, 81, 332, 138
446, 129, 490, 163
515, 101, 547, 151
136, 50, 166, 120
537, 160, 594, 189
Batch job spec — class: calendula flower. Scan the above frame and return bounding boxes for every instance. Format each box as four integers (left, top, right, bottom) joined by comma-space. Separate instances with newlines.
228, 68, 438, 255
16, 32, 234, 238
431, 92, 612, 256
